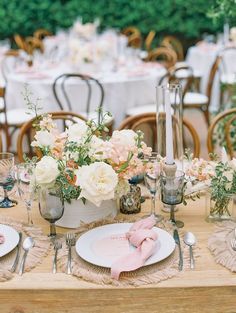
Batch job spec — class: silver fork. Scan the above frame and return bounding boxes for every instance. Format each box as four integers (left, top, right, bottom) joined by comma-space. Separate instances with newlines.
66, 233, 76, 275
52, 240, 62, 274
231, 228, 236, 251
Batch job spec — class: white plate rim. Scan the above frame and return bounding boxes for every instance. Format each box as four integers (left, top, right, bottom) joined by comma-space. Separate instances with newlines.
0, 224, 20, 258
76, 223, 176, 268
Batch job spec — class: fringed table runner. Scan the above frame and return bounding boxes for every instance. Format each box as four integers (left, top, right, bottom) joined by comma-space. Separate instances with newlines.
0, 216, 50, 282
208, 221, 236, 271
58, 216, 194, 286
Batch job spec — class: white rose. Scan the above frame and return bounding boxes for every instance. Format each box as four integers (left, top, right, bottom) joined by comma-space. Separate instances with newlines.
66, 121, 88, 144
35, 156, 60, 185
89, 136, 106, 160
75, 162, 118, 206
31, 130, 55, 148
111, 130, 136, 146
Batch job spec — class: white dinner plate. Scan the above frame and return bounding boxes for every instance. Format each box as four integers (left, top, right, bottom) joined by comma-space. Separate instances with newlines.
0, 224, 20, 258
76, 223, 175, 268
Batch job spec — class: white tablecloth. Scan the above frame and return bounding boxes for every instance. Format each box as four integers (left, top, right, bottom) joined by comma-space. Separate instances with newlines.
186, 43, 236, 111
5, 62, 165, 127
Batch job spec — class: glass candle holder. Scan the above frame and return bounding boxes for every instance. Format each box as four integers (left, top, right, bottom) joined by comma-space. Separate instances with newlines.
156, 84, 183, 169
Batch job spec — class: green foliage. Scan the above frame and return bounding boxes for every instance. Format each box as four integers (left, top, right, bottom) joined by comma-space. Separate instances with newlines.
0, 0, 223, 42
208, 0, 236, 25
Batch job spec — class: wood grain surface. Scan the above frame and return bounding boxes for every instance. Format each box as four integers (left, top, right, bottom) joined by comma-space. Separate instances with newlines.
0, 195, 236, 313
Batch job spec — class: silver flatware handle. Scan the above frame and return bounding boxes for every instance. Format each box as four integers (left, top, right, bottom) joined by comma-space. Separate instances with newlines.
177, 243, 183, 271
19, 251, 28, 276
52, 249, 58, 274
66, 246, 72, 275
10, 233, 22, 273
190, 246, 195, 269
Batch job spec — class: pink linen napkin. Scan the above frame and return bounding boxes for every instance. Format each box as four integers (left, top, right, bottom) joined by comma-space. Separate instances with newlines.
111, 215, 157, 280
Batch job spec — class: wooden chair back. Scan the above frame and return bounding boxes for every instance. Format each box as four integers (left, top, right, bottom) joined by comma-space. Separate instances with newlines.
33, 29, 52, 40
122, 27, 140, 37
14, 34, 27, 51
17, 111, 87, 162
127, 33, 142, 48
161, 36, 184, 61
207, 108, 236, 157
147, 47, 177, 69
145, 30, 156, 51
118, 112, 200, 158
52, 73, 104, 122
159, 65, 194, 98
25, 37, 44, 54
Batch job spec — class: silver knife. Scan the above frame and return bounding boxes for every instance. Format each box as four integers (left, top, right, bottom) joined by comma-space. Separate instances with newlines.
173, 229, 183, 271
10, 232, 22, 273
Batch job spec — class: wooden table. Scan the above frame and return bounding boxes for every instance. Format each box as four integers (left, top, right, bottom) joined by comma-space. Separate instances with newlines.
0, 197, 236, 313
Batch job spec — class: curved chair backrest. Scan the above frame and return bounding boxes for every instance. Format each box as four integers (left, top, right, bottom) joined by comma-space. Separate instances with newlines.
147, 47, 177, 69
52, 73, 104, 122
25, 36, 44, 54
118, 112, 200, 158
159, 65, 194, 99
145, 30, 156, 51
207, 108, 236, 157
14, 34, 27, 51
122, 26, 141, 37
17, 111, 87, 162
33, 29, 52, 41
161, 36, 184, 61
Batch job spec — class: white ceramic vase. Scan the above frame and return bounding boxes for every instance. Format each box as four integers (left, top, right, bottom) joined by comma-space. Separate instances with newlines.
56, 199, 118, 229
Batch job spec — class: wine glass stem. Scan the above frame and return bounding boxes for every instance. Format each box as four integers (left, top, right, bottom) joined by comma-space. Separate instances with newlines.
50, 223, 56, 237
151, 194, 156, 216
3, 188, 8, 199
170, 205, 176, 224
26, 203, 33, 225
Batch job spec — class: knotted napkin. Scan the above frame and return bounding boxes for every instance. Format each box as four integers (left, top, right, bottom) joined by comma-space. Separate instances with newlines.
111, 215, 158, 280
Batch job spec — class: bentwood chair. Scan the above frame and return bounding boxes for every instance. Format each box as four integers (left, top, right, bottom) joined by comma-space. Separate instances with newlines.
25, 37, 44, 54
0, 54, 32, 150
33, 29, 52, 41
207, 108, 236, 158
146, 47, 178, 69
122, 27, 142, 49
14, 34, 28, 51
161, 36, 184, 61
119, 112, 200, 158
144, 31, 156, 51
126, 65, 194, 117
17, 111, 87, 162
52, 73, 113, 131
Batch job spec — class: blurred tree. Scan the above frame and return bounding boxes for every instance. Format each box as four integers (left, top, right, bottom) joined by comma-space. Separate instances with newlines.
0, 0, 223, 42
209, 0, 236, 25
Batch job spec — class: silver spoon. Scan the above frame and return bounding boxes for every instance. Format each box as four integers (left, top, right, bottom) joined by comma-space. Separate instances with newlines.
184, 232, 196, 270
19, 237, 35, 275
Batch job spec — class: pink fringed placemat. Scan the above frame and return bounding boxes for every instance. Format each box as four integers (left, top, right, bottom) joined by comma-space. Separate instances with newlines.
208, 221, 236, 271
0, 216, 50, 282
58, 216, 195, 286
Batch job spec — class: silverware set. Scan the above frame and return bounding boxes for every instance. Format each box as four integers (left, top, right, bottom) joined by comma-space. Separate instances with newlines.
174, 229, 196, 271
10, 234, 35, 275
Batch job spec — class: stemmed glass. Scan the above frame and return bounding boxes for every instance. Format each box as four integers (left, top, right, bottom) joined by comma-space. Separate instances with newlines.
16, 163, 35, 225
39, 186, 64, 238
160, 170, 185, 228
144, 152, 163, 223
0, 153, 17, 208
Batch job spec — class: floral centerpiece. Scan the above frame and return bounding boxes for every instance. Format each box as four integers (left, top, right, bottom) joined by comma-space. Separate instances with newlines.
184, 149, 236, 221
30, 111, 151, 227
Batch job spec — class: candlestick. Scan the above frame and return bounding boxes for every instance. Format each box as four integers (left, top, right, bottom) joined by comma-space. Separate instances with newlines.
165, 90, 174, 164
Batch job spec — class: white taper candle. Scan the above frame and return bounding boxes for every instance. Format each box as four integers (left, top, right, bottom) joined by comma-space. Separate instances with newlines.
165, 89, 174, 164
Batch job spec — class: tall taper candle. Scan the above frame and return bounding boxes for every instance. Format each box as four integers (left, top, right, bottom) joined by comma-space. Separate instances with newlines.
165, 89, 174, 164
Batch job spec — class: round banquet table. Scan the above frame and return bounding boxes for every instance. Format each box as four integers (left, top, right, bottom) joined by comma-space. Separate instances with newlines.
186, 42, 236, 111
5, 62, 166, 128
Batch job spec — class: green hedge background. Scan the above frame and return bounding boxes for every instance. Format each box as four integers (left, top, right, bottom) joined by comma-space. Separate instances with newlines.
0, 0, 223, 43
